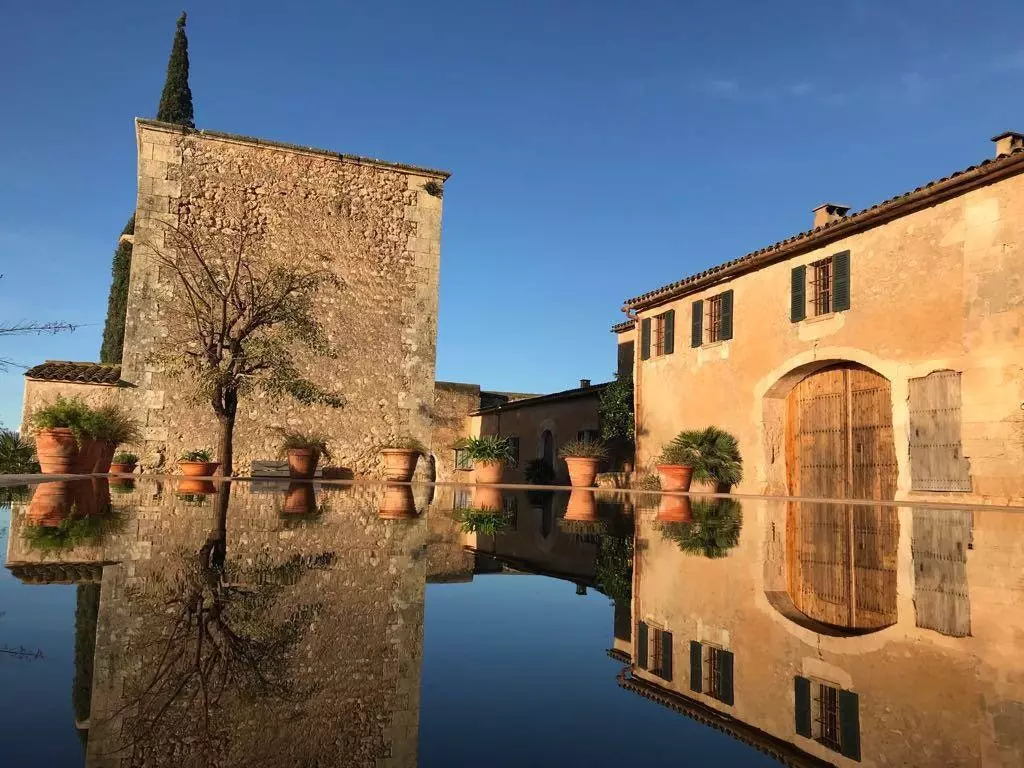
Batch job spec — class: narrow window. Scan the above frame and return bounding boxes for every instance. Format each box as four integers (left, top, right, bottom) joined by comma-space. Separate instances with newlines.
454, 448, 472, 471
796, 676, 861, 761
706, 294, 724, 343
810, 257, 833, 316
814, 682, 842, 751
689, 641, 734, 705
653, 314, 666, 356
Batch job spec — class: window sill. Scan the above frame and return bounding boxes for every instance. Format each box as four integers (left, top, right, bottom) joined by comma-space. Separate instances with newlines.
801, 310, 843, 325
700, 340, 727, 349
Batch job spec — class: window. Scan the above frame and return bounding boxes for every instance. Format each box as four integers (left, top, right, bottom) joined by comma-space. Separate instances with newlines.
577, 429, 601, 443
689, 641, 734, 705
795, 676, 861, 761
791, 250, 850, 322
690, 290, 733, 348
507, 436, 520, 468
453, 488, 471, 509
640, 310, 675, 360
503, 494, 518, 529
636, 622, 673, 681
454, 448, 472, 471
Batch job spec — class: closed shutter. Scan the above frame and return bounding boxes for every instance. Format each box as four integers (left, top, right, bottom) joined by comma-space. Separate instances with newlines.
660, 630, 673, 681
719, 650, 735, 705
689, 641, 702, 692
908, 371, 971, 491
663, 310, 675, 355
640, 318, 651, 360
720, 290, 734, 340
832, 250, 851, 311
791, 266, 807, 322
637, 622, 649, 669
691, 300, 703, 348
839, 690, 861, 761
794, 676, 812, 737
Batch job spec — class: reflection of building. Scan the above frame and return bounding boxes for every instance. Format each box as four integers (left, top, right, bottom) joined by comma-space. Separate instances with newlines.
624, 499, 1024, 766
618, 131, 1024, 504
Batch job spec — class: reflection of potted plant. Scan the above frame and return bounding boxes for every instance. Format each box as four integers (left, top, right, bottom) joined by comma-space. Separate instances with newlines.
472, 485, 503, 512
656, 426, 743, 492
277, 430, 330, 479
658, 499, 743, 558
28, 396, 91, 474
656, 493, 693, 522
379, 485, 417, 519
81, 405, 140, 473
559, 438, 609, 488
380, 437, 426, 482
27, 481, 73, 525
283, 482, 317, 515
178, 449, 219, 478
565, 489, 598, 519
453, 507, 512, 536
110, 451, 138, 475
462, 436, 514, 484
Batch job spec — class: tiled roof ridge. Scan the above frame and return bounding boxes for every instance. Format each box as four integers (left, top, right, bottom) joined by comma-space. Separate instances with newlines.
610, 319, 636, 333
622, 145, 1024, 311
24, 360, 124, 386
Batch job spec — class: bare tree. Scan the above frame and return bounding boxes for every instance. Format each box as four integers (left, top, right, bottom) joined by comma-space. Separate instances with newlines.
0, 275, 77, 371
149, 178, 345, 475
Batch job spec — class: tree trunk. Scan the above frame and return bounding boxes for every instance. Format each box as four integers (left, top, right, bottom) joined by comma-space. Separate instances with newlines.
216, 389, 238, 477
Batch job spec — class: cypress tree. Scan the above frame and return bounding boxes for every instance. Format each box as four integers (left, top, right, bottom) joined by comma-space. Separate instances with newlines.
99, 13, 195, 362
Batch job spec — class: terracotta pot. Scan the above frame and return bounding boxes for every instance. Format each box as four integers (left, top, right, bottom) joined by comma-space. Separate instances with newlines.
471, 485, 503, 512
381, 449, 420, 482
74, 438, 102, 474
656, 494, 694, 523
473, 460, 504, 485
27, 481, 72, 525
109, 462, 137, 475
656, 464, 694, 492
92, 441, 117, 474
286, 448, 320, 479
72, 478, 110, 518
565, 489, 598, 519
34, 428, 79, 475
283, 483, 316, 514
564, 457, 601, 488
179, 461, 220, 477
178, 478, 217, 495
379, 485, 417, 519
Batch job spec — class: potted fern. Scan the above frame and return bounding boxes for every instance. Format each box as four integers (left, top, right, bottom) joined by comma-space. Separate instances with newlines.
462, 436, 514, 484
380, 436, 427, 482
656, 426, 743, 492
559, 438, 609, 487
277, 429, 331, 479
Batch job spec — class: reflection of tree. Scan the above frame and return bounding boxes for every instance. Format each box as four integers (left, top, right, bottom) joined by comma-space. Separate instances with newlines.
594, 533, 634, 605
104, 483, 331, 765
659, 499, 743, 559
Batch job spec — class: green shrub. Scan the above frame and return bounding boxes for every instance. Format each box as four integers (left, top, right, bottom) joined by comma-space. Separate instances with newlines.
658, 426, 743, 487
599, 373, 634, 443
23, 511, 123, 554
461, 436, 514, 463
28, 396, 93, 443
558, 437, 609, 460
113, 451, 138, 464
180, 449, 213, 462
0, 429, 39, 474
524, 459, 556, 485
81, 404, 140, 444
277, 429, 332, 460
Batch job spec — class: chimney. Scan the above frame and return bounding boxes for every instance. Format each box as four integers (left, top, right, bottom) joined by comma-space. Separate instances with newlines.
991, 131, 1024, 157
812, 203, 851, 229
579, 379, 591, 389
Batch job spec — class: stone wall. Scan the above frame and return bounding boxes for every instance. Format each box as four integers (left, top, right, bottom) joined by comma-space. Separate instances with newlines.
49, 119, 447, 477
430, 382, 482, 483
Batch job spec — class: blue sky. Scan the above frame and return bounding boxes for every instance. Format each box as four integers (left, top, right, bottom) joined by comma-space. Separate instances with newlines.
2, 0, 1023, 427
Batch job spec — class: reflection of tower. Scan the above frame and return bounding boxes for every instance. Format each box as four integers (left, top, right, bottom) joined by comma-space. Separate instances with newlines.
73, 584, 100, 748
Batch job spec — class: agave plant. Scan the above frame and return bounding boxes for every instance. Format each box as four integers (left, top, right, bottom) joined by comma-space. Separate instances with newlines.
461, 436, 515, 463
658, 499, 743, 559
659, 426, 743, 488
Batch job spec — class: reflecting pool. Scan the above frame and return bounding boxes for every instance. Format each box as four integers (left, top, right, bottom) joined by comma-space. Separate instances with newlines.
1, 478, 1022, 766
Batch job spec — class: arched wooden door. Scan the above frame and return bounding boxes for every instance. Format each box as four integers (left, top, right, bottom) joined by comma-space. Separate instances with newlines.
785, 363, 899, 631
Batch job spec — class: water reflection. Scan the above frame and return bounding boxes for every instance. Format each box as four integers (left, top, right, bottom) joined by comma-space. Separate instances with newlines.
1, 480, 1023, 766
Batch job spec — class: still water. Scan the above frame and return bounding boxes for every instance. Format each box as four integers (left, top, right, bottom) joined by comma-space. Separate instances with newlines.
0, 478, 1021, 767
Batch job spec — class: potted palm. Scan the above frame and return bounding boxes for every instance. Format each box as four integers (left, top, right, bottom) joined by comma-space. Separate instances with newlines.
559, 438, 609, 487
656, 426, 743, 492
28, 396, 92, 474
278, 429, 331, 479
380, 436, 427, 482
178, 449, 219, 478
110, 451, 138, 475
462, 436, 514, 484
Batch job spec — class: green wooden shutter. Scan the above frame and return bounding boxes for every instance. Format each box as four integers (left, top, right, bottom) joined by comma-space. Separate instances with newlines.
660, 630, 673, 681
689, 641, 702, 692
663, 310, 675, 355
794, 676, 812, 737
839, 690, 861, 761
637, 622, 649, 669
691, 300, 703, 348
832, 250, 851, 311
719, 650, 735, 705
720, 290, 734, 340
791, 266, 807, 322
640, 318, 651, 360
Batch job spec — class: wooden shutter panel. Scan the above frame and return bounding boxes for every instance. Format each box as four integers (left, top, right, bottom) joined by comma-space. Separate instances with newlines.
832, 250, 851, 311
640, 318, 651, 361
663, 310, 675, 355
719, 650, 735, 705
794, 676, 812, 737
791, 266, 807, 322
908, 371, 971, 491
637, 622, 649, 669
691, 300, 703, 348
720, 290, 734, 340
660, 630, 673, 681
839, 690, 861, 761
689, 641, 702, 692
